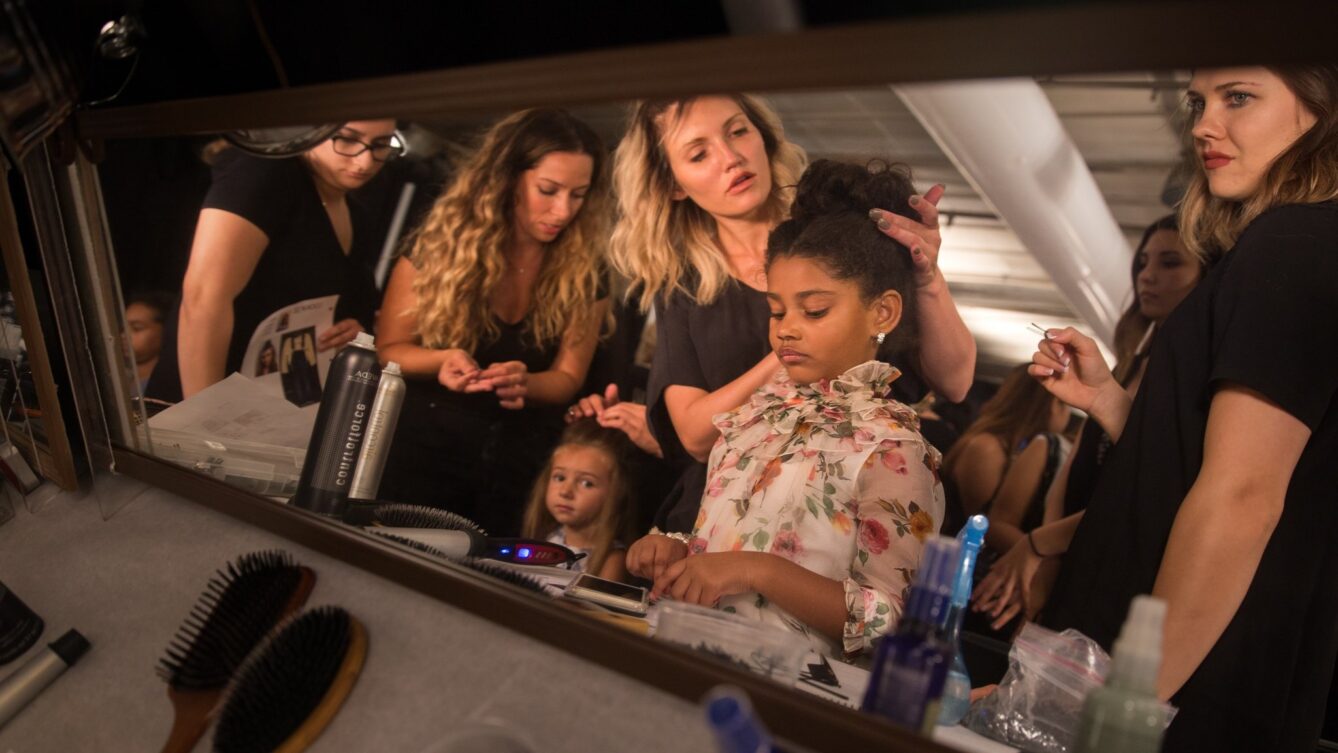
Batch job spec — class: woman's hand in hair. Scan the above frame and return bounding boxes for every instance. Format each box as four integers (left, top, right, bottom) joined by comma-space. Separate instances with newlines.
473, 360, 529, 409
599, 402, 663, 458
567, 383, 619, 423
437, 349, 481, 392
1030, 327, 1130, 440
626, 534, 689, 581
316, 318, 364, 352
869, 183, 946, 289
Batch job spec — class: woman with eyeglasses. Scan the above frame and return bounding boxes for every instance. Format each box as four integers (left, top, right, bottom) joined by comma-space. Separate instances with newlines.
374, 108, 611, 536
177, 119, 401, 397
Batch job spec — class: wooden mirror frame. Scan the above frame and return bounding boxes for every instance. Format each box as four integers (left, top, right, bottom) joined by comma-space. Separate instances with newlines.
34, 2, 1334, 751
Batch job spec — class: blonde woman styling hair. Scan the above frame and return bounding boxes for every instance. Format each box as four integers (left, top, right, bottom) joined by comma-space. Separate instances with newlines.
377, 108, 611, 536
584, 95, 974, 581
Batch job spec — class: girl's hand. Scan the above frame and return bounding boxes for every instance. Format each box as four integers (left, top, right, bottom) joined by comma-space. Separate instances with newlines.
437, 349, 481, 391
1029, 327, 1119, 415
653, 552, 766, 606
567, 383, 618, 424
870, 183, 945, 289
317, 318, 364, 352
599, 402, 663, 458
626, 534, 688, 581
473, 361, 528, 409
972, 536, 1043, 631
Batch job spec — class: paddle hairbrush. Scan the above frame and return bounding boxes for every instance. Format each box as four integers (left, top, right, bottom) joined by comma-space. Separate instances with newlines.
211, 606, 367, 753
156, 550, 315, 753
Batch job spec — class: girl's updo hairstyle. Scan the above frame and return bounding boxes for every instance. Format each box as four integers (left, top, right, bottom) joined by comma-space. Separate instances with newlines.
766, 159, 921, 353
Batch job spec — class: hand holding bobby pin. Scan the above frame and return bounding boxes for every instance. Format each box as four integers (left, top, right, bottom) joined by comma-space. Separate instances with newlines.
1028, 325, 1130, 438
472, 360, 528, 409
437, 349, 481, 392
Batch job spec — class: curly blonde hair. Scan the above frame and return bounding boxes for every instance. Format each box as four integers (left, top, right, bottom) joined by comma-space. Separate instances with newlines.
609, 94, 808, 312
407, 109, 611, 352
1179, 64, 1338, 259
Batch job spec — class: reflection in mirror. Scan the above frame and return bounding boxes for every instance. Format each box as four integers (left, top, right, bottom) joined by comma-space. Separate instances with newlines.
0, 175, 79, 503
95, 70, 1211, 738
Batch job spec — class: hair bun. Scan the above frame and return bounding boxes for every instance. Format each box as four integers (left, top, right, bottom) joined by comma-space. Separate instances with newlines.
789, 159, 920, 227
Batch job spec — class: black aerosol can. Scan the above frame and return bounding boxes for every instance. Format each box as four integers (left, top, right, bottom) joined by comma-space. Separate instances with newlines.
291, 331, 381, 517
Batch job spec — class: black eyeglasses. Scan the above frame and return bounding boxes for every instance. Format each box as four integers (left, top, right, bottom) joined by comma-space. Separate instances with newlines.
329, 133, 406, 162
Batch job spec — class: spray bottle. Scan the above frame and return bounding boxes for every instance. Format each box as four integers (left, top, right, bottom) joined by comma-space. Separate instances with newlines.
348, 361, 405, 501
290, 332, 381, 517
861, 535, 961, 734
1073, 594, 1168, 753
939, 514, 989, 725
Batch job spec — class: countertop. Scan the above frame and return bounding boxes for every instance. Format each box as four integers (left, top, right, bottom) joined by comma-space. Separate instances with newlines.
0, 476, 717, 753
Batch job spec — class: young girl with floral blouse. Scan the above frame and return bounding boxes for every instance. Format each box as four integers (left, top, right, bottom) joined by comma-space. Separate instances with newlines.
651, 160, 945, 660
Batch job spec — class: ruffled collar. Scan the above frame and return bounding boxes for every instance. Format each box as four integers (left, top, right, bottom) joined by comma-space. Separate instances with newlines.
713, 360, 923, 450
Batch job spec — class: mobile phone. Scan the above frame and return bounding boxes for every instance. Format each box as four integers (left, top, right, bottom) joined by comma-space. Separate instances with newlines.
563, 573, 649, 615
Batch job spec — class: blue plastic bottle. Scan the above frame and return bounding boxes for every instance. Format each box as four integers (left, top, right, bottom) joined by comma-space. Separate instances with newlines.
939, 515, 989, 725
861, 535, 961, 734
703, 686, 774, 753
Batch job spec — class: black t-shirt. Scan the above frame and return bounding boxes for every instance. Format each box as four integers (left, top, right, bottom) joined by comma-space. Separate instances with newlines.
1062, 350, 1147, 517
202, 149, 379, 375
1044, 203, 1338, 752
646, 278, 772, 532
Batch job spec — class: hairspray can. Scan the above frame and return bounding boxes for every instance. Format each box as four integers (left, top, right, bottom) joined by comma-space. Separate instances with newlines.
348, 361, 405, 501
291, 332, 381, 517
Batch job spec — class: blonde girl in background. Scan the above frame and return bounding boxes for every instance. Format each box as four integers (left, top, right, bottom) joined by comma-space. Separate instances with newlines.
521, 418, 639, 582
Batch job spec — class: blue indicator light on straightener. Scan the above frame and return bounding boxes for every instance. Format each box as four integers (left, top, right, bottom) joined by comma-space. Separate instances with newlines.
518, 547, 532, 559
500, 547, 511, 555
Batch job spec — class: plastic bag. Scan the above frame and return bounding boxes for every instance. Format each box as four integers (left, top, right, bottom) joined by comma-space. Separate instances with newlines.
962, 623, 1108, 753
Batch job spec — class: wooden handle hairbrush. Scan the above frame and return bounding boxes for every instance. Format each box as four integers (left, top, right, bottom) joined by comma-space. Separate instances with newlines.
212, 606, 367, 753
156, 550, 315, 753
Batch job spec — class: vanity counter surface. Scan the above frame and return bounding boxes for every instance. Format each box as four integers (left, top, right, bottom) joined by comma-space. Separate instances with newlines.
0, 479, 716, 753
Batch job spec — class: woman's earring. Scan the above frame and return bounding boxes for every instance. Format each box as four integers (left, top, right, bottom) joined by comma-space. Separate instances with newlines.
875, 332, 886, 345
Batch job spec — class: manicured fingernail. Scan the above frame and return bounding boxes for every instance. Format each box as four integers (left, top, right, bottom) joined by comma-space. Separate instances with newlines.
868, 208, 883, 220
912, 246, 923, 257
909, 196, 921, 206
876, 218, 891, 231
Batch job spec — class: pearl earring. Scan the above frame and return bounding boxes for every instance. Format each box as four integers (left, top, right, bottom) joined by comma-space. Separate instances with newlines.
875, 332, 886, 345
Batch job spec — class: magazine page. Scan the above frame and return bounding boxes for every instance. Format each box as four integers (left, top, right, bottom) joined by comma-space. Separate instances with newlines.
239, 295, 337, 406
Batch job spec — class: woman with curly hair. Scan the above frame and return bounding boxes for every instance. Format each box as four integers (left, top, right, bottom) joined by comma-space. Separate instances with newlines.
589, 95, 974, 580
376, 108, 610, 535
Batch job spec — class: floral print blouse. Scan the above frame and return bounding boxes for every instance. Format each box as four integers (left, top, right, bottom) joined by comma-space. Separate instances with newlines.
688, 361, 944, 658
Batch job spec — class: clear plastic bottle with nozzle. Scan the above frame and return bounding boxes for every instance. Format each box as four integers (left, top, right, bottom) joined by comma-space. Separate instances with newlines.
1073, 594, 1169, 753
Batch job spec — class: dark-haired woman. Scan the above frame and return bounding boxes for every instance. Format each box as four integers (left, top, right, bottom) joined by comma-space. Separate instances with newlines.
376, 108, 610, 536
178, 120, 399, 398
605, 95, 975, 581
650, 159, 944, 658
1032, 66, 1338, 752
973, 216, 1210, 631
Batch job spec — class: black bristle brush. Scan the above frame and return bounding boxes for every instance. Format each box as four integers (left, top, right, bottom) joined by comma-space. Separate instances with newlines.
156, 550, 315, 753
367, 530, 547, 595
212, 606, 367, 753
371, 503, 486, 535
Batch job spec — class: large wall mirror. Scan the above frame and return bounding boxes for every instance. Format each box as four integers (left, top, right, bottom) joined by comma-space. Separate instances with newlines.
86, 72, 1176, 737
50, 2, 1335, 750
